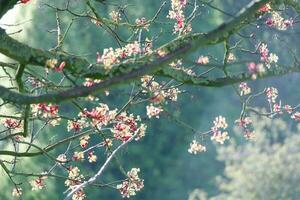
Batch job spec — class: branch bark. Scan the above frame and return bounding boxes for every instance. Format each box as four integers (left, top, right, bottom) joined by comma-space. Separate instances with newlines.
0, 0, 276, 104
158, 64, 300, 87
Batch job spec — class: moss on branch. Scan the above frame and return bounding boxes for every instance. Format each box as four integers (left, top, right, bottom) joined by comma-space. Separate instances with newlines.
0, 0, 279, 104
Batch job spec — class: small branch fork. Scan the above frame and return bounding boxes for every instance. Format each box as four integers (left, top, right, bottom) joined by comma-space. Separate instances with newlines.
64, 134, 136, 200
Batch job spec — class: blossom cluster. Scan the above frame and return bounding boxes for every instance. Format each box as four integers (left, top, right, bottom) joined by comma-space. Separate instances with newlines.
56, 154, 92, 199
1, 118, 24, 141
235, 116, 255, 140
112, 112, 147, 141
68, 103, 147, 142
31, 103, 61, 126
266, 11, 293, 30
141, 75, 181, 120
2, 118, 21, 129
67, 119, 87, 132
188, 140, 206, 154
117, 168, 144, 198
258, 3, 293, 30
146, 104, 163, 119
211, 116, 229, 144
79, 136, 90, 148
97, 41, 150, 71
197, 55, 210, 65
64, 102, 147, 179
30, 175, 47, 191
239, 82, 251, 96
78, 103, 117, 128
247, 42, 279, 79
141, 75, 181, 103
57, 154, 68, 163
109, 10, 121, 23
188, 116, 229, 155
247, 62, 265, 79
64, 166, 86, 200
258, 3, 272, 13
12, 188, 22, 197
292, 112, 300, 121
265, 87, 278, 103
135, 17, 150, 30
20, 0, 30, 4
258, 43, 278, 68
264, 87, 299, 121
45, 59, 66, 73
167, 0, 191, 34
65, 167, 84, 189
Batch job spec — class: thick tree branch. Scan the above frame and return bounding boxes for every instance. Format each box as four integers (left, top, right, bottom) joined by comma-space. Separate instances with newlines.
0, 45, 191, 104
158, 65, 300, 87
0, 0, 275, 104
0, 28, 88, 74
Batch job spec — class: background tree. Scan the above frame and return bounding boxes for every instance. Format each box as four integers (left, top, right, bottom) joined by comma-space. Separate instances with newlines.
189, 115, 300, 200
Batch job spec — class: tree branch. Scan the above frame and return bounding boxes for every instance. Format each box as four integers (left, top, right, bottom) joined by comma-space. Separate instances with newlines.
0, 0, 275, 104
64, 134, 136, 200
157, 64, 300, 87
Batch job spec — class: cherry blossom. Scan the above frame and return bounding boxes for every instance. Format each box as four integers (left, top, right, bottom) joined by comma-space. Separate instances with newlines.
73, 152, 85, 162
247, 62, 265, 79
197, 56, 210, 65
79, 136, 90, 149
55, 61, 66, 72
2, 118, 20, 129
117, 168, 144, 198
188, 140, 206, 154
213, 116, 228, 130
110, 11, 121, 23
167, 0, 191, 34
30, 176, 47, 191
87, 151, 97, 163
239, 82, 251, 96
146, 104, 163, 118
291, 112, 300, 121
211, 131, 230, 144
235, 117, 252, 129
20, 0, 30, 4
284, 105, 293, 114
12, 188, 22, 197
112, 112, 146, 142
265, 87, 278, 103
57, 154, 67, 164
72, 189, 86, 200
31, 103, 61, 126
65, 166, 85, 189
266, 11, 293, 30
211, 116, 229, 144
258, 3, 271, 13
